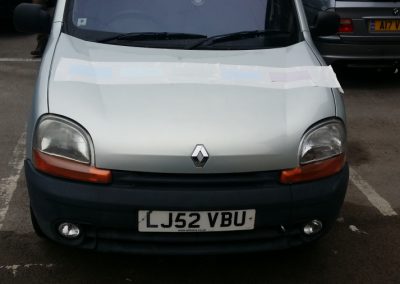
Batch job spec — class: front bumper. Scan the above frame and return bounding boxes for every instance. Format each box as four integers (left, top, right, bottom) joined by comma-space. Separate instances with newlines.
25, 161, 349, 255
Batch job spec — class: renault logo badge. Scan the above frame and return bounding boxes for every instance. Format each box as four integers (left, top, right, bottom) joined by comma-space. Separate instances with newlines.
191, 145, 209, 168
394, 8, 400, 16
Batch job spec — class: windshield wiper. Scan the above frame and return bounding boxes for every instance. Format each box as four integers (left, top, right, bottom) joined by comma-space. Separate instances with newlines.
98, 32, 207, 43
187, 30, 290, 49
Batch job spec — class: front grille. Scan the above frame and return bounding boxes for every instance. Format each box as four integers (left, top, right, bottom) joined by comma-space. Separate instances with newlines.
95, 226, 288, 243
112, 170, 281, 191
75, 225, 308, 254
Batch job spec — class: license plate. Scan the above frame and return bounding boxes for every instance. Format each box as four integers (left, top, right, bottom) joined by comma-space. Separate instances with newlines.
138, 210, 256, 233
370, 20, 400, 32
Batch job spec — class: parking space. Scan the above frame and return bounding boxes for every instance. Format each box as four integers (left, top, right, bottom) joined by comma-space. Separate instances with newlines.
0, 27, 399, 283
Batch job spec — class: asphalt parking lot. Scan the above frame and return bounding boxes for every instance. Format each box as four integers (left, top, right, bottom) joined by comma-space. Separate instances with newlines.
1, 25, 400, 284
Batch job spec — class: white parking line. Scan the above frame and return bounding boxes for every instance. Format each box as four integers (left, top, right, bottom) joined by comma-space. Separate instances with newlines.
0, 264, 55, 277
350, 167, 398, 217
0, 58, 41, 62
0, 132, 26, 231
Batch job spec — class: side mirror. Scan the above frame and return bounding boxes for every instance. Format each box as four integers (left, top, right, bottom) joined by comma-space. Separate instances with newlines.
311, 11, 340, 37
13, 3, 51, 34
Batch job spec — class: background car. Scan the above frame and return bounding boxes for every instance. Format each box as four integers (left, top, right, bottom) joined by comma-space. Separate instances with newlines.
303, 0, 400, 68
0, 0, 28, 20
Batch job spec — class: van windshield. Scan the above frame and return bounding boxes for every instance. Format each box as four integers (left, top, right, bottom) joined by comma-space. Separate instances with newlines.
65, 0, 300, 50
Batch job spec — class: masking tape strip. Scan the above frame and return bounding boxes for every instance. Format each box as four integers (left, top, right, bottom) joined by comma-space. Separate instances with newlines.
54, 58, 343, 92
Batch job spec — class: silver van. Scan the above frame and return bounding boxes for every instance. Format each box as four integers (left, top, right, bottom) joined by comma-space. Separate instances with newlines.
15, 0, 348, 254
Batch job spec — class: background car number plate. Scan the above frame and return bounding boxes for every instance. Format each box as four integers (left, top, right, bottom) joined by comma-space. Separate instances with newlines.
138, 210, 256, 232
370, 20, 400, 32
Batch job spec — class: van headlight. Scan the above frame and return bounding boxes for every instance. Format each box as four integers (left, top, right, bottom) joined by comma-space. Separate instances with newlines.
35, 116, 92, 164
33, 115, 111, 184
300, 121, 346, 165
281, 119, 346, 184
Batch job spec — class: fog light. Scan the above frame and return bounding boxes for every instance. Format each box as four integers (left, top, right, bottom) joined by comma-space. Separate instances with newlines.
303, 220, 323, 235
58, 223, 81, 239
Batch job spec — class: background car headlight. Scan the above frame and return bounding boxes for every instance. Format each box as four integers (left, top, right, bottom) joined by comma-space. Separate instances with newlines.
281, 119, 346, 184
32, 115, 111, 184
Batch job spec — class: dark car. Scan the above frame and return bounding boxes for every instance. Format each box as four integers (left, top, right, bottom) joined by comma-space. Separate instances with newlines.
303, 0, 400, 68
0, 0, 28, 19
